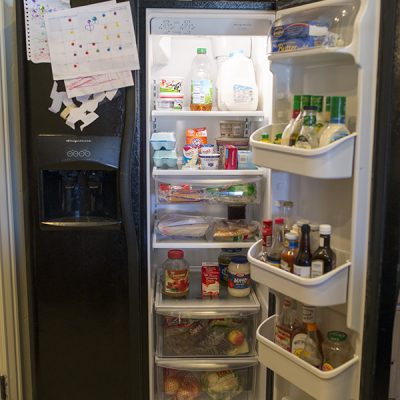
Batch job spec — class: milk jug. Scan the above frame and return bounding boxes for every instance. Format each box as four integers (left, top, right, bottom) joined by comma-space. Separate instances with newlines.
217, 51, 259, 111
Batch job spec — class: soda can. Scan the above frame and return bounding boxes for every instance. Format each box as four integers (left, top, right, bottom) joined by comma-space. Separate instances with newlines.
224, 145, 238, 170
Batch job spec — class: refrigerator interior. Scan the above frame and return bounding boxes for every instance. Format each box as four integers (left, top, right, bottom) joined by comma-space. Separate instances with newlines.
145, 1, 380, 398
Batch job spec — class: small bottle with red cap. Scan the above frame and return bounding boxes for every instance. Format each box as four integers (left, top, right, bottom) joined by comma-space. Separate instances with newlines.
266, 218, 285, 267
162, 249, 189, 298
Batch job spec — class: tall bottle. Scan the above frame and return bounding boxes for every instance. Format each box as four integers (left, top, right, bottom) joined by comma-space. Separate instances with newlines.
280, 232, 299, 273
319, 96, 350, 146
292, 304, 317, 358
294, 106, 319, 149
190, 48, 213, 111
259, 219, 273, 262
281, 95, 301, 146
311, 224, 337, 277
267, 218, 285, 267
289, 95, 311, 146
274, 297, 301, 352
282, 201, 294, 235
311, 95, 325, 134
293, 224, 312, 278
300, 323, 323, 368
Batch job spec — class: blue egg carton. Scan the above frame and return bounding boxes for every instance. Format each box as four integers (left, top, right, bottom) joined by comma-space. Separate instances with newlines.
151, 132, 177, 151
153, 150, 178, 169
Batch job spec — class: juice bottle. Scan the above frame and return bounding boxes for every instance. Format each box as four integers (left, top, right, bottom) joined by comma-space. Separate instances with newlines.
190, 48, 213, 111
162, 249, 189, 298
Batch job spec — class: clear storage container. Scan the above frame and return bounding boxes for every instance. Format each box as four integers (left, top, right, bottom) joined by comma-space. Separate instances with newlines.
155, 357, 257, 400
155, 267, 260, 358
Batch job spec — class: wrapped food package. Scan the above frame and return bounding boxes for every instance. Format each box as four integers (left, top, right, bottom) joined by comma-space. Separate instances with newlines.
155, 214, 211, 239
213, 220, 260, 242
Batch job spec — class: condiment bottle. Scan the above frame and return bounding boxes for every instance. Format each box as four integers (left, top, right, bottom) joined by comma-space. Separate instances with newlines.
294, 106, 319, 149
300, 323, 322, 368
293, 224, 312, 278
218, 248, 243, 285
322, 331, 353, 371
280, 232, 299, 273
281, 95, 301, 146
259, 219, 273, 262
227, 255, 251, 297
267, 218, 285, 267
282, 201, 294, 236
311, 224, 337, 277
162, 249, 189, 298
289, 94, 311, 146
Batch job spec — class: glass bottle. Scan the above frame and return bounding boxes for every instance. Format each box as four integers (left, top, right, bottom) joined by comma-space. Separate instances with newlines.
294, 106, 319, 149
289, 94, 311, 146
163, 249, 190, 298
259, 219, 273, 262
280, 232, 299, 273
293, 224, 312, 278
281, 95, 301, 146
311, 224, 337, 277
274, 297, 301, 352
300, 323, 323, 368
282, 201, 294, 235
322, 331, 353, 371
309, 224, 320, 254
311, 95, 325, 135
267, 217, 284, 267
292, 304, 316, 358
190, 48, 213, 111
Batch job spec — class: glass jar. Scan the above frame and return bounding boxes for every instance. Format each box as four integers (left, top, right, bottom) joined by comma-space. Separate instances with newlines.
228, 255, 251, 297
218, 248, 243, 286
162, 249, 189, 298
322, 331, 353, 371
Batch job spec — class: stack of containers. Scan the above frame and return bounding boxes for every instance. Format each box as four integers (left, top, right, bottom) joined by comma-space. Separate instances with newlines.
151, 132, 178, 169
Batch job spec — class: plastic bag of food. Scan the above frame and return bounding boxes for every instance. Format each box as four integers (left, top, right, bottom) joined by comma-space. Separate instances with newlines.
156, 214, 211, 239
205, 183, 257, 205
213, 220, 259, 242
201, 370, 243, 400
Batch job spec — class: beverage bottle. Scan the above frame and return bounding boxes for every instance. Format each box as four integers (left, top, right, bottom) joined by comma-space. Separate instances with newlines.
280, 232, 299, 273
163, 249, 190, 298
282, 201, 294, 235
319, 96, 350, 146
294, 106, 319, 149
267, 217, 285, 267
281, 95, 301, 146
292, 304, 316, 357
190, 48, 213, 111
311, 95, 325, 135
322, 331, 353, 370
289, 94, 311, 146
300, 323, 323, 368
318, 96, 331, 138
293, 224, 312, 278
274, 297, 301, 352
311, 224, 337, 277
259, 219, 273, 262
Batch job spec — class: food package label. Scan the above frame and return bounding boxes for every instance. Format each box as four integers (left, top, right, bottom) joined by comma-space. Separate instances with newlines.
191, 79, 212, 105
272, 21, 330, 40
186, 127, 208, 147
271, 36, 327, 53
228, 271, 250, 290
159, 77, 184, 94
164, 268, 189, 295
182, 145, 199, 169
202, 263, 220, 297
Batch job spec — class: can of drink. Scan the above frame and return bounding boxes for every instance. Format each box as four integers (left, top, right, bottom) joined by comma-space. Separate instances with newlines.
224, 145, 238, 170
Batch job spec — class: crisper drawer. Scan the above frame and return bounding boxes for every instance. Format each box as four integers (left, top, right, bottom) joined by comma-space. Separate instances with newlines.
155, 357, 257, 400
154, 177, 261, 205
155, 268, 260, 358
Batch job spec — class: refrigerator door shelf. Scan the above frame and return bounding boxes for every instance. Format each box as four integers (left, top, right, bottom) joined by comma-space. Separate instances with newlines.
250, 124, 357, 179
248, 240, 350, 307
257, 316, 359, 400
153, 166, 266, 178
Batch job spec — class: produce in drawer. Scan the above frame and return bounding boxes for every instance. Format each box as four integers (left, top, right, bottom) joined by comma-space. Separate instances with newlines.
213, 220, 259, 242
163, 368, 201, 400
163, 317, 250, 356
201, 370, 243, 400
205, 183, 257, 204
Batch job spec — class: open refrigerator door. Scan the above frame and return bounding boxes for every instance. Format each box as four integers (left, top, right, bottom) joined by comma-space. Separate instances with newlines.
145, 1, 380, 399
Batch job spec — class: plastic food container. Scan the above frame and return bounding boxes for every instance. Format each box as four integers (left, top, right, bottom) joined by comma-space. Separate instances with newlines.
220, 120, 246, 137
158, 76, 184, 95
156, 95, 184, 111
151, 132, 177, 151
155, 267, 260, 358
200, 153, 220, 170
153, 150, 178, 169
216, 137, 249, 168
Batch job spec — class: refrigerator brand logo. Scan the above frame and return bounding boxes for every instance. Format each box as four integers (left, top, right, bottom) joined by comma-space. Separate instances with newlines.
66, 139, 92, 143
67, 149, 91, 158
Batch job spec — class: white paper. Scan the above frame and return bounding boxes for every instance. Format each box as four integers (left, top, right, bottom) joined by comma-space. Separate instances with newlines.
45, 1, 140, 80
24, 0, 71, 63
64, 71, 133, 98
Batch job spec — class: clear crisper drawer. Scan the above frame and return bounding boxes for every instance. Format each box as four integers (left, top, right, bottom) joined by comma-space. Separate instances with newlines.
155, 357, 257, 400
155, 268, 260, 358
271, 2, 360, 54
154, 177, 261, 205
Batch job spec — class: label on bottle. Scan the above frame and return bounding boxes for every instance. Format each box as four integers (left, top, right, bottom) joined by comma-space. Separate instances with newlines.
320, 237, 324, 247
293, 264, 311, 278
275, 325, 292, 352
233, 84, 256, 103
267, 255, 281, 267
164, 268, 189, 295
228, 271, 250, 290
322, 362, 334, 371
295, 135, 312, 149
280, 259, 291, 272
311, 260, 324, 278
292, 332, 307, 357
191, 79, 212, 105
302, 305, 316, 323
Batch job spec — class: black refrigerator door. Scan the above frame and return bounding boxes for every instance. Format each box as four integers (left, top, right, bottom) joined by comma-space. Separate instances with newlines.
361, 1, 400, 399
16, 1, 148, 399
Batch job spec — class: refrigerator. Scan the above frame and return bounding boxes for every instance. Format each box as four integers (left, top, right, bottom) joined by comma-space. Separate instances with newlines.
138, 0, 396, 399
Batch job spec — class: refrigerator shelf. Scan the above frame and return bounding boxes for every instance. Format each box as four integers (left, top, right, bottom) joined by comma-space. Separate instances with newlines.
155, 356, 258, 370
257, 315, 359, 400
248, 240, 350, 306
153, 232, 255, 249
152, 109, 265, 120
250, 124, 357, 179
152, 166, 266, 177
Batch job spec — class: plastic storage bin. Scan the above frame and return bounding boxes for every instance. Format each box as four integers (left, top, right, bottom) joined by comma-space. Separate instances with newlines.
155, 357, 257, 400
151, 132, 177, 151
155, 268, 260, 358
257, 315, 359, 400
153, 150, 178, 169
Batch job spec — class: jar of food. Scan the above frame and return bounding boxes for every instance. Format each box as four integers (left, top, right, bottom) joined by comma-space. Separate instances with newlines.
227, 255, 251, 297
322, 331, 353, 371
162, 249, 189, 298
218, 248, 243, 285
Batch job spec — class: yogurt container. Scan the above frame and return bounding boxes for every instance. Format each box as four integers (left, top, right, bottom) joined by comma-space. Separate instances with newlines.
200, 144, 214, 155
200, 153, 220, 170
182, 145, 199, 169
158, 76, 184, 95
